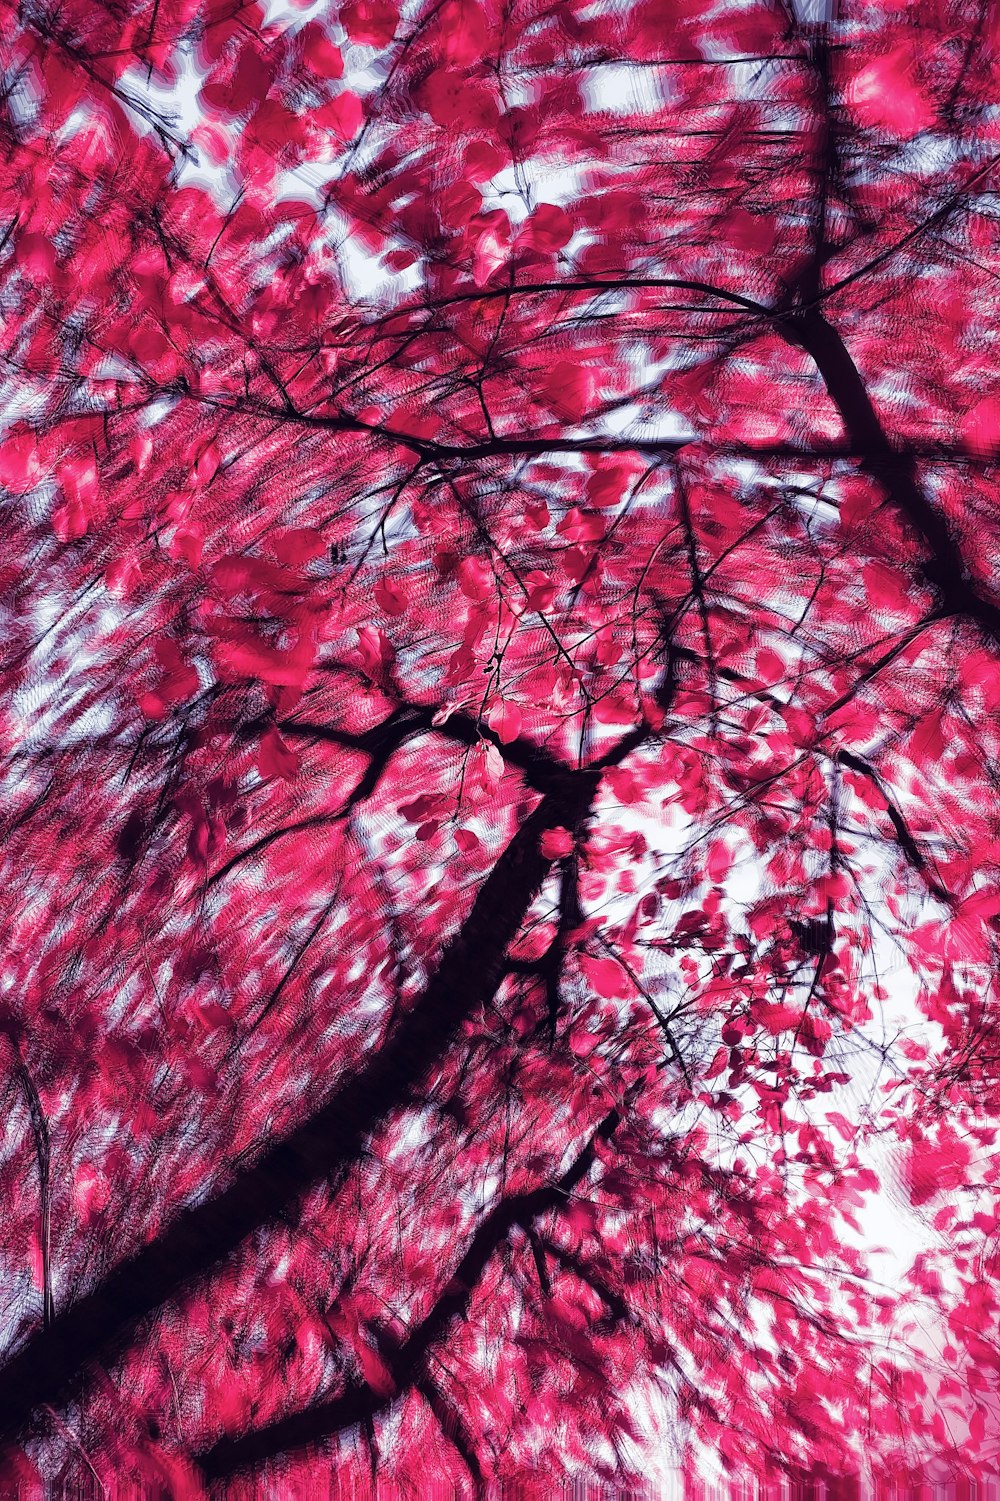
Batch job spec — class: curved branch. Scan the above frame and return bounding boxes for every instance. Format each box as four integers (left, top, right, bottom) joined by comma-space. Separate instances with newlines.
0, 771, 601, 1444
279, 702, 574, 797
196, 1109, 621, 1479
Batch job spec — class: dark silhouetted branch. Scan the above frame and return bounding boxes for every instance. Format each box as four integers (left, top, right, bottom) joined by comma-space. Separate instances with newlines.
196, 1109, 620, 1479
0, 771, 601, 1445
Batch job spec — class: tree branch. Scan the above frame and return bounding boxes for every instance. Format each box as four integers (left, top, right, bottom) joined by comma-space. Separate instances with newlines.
836, 749, 954, 905
784, 307, 1000, 647
0, 773, 601, 1444
279, 702, 574, 797
7, 1039, 53, 1332
195, 1109, 620, 1479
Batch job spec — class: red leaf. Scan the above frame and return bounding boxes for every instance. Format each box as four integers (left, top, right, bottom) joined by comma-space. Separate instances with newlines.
961, 396, 1000, 458
340, 0, 398, 46
580, 954, 629, 999
518, 204, 573, 254
539, 360, 597, 423
486, 700, 522, 743
257, 729, 300, 781
314, 91, 364, 141
216, 634, 317, 689
374, 577, 408, 616
0, 432, 40, 494
300, 21, 344, 79
354, 625, 392, 676
908, 1139, 971, 1206
540, 826, 573, 859
268, 527, 327, 564
844, 44, 936, 139
754, 1003, 802, 1036
706, 840, 731, 884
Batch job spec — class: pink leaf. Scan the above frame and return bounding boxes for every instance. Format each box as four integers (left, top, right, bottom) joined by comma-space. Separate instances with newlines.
580, 954, 629, 999
487, 700, 522, 743
845, 44, 936, 139
540, 826, 573, 859
374, 577, 408, 616
539, 359, 597, 423
257, 729, 300, 781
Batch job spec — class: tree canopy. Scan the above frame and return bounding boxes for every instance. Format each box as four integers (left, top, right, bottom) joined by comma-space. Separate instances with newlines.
1, 0, 999, 1490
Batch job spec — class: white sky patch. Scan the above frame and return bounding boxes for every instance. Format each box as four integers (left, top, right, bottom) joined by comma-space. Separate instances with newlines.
580, 63, 672, 118
597, 400, 692, 443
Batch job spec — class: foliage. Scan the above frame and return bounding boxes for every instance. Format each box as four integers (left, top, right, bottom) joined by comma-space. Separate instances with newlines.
0, 0, 999, 1489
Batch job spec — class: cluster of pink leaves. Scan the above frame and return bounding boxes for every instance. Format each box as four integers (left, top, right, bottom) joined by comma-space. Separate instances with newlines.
0, 0, 999, 1490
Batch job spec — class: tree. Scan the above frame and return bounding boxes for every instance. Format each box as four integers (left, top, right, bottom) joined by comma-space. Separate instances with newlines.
0, 0, 999, 1489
